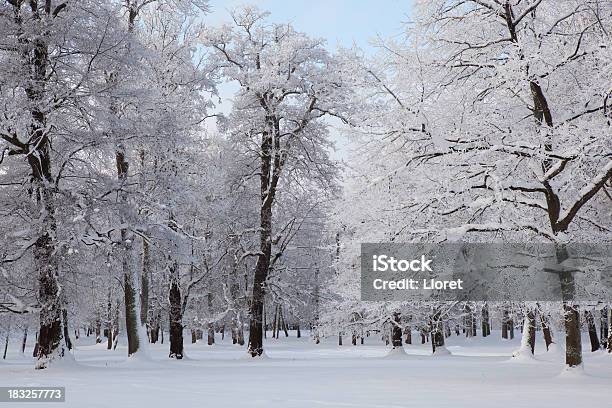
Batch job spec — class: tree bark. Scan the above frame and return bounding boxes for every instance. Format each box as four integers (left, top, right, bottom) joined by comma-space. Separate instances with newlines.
391, 312, 402, 348
168, 260, 183, 359
106, 293, 113, 350
431, 310, 445, 353
585, 311, 600, 352
600, 307, 608, 350
502, 309, 509, 339
207, 290, 215, 346
61, 308, 72, 351
481, 303, 490, 337
3, 317, 10, 359
123, 248, 140, 356
608, 307, 612, 353
538, 305, 553, 350
248, 117, 284, 357
21, 325, 28, 354
95, 316, 102, 344
557, 245, 582, 367
141, 237, 150, 330
520, 309, 537, 355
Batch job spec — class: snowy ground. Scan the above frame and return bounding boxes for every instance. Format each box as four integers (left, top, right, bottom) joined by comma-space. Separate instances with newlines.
1, 330, 611, 408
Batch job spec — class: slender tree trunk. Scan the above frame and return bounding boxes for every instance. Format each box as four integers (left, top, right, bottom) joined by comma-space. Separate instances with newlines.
464, 304, 474, 338
585, 311, 600, 352
404, 325, 412, 344
502, 309, 509, 339
600, 307, 608, 350
608, 307, 612, 353
431, 310, 445, 353
3, 317, 10, 359
280, 307, 288, 337
21, 325, 28, 354
106, 294, 113, 350
391, 312, 402, 348
312, 268, 320, 344
62, 308, 72, 351
112, 298, 120, 350
272, 304, 279, 339
481, 303, 490, 337
95, 316, 101, 344
33, 332, 39, 358
207, 290, 215, 346
141, 237, 150, 331
538, 307, 553, 350
168, 260, 183, 359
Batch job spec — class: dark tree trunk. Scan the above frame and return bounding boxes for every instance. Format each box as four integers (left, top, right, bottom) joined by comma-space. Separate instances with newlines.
168, 261, 183, 359
150, 311, 160, 344
539, 309, 553, 350
248, 117, 287, 356
112, 299, 120, 350
207, 290, 215, 346
3, 318, 10, 359
106, 291, 113, 350
464, 304, 474, 337
608, 307, 612, 353
141, 237, 150, 330
21, 326, 28, 354
525, 309, 536, 355
404, 325, 412, 344
207, 324, 215, 346
600, 307, 608, 350
62, 308, 72, 351
563, 303, 582, 366
338, 333, 342, 346
247, 198, 271, 356
391, 312, 402, 348
95, 317, 102, 344
33, 332, 39, 358
312, 268, 320, 344
585, 311, 600, 352
558, 246, 582, 367
296, 324, 301, 338
280, 308, 289, 337
191, 330, 197, 344
502, 309, 509, 339
481, 304, 490, 337
107, 327, 113, 350
123, 253, 140, 356
272, 304, 278, 339
431, 310, 445, 353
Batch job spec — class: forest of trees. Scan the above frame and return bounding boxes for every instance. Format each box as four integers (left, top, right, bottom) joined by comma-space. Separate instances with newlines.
0, 0, 610, 374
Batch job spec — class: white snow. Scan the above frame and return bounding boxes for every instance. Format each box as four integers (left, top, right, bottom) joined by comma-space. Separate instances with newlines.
1, 330, 610, 408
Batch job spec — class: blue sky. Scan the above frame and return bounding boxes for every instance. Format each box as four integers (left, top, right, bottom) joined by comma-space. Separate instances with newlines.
206, 0, 412, 53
